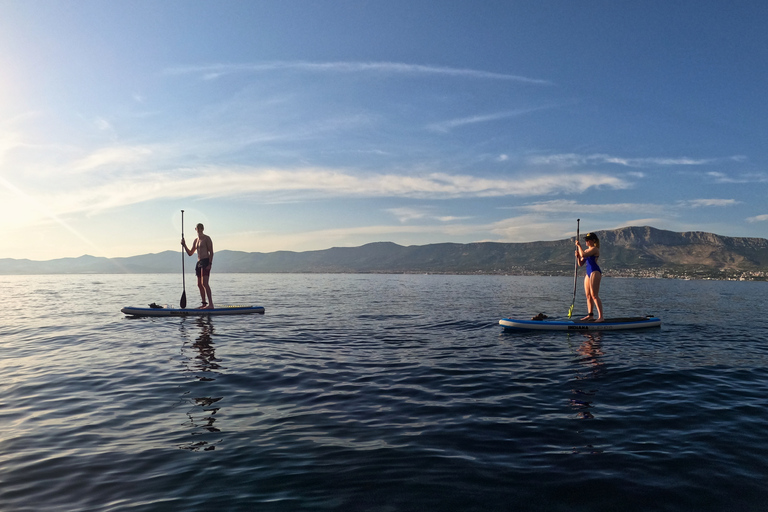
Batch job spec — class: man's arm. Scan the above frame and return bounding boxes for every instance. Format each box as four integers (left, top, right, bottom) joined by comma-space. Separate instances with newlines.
182, 238, 197, 256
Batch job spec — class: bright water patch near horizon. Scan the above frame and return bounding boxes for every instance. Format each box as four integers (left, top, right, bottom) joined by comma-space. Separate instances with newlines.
1, 273, 767, 511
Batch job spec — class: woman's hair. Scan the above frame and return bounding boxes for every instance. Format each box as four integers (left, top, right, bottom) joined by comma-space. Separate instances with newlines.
585, 233, 600, 248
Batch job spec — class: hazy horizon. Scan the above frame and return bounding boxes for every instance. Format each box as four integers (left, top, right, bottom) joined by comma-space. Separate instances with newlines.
4, 224, 766, 263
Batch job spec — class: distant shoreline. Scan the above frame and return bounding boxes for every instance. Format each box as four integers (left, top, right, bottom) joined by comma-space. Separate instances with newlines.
2, 269, 766, 281
4, 226, 768, 280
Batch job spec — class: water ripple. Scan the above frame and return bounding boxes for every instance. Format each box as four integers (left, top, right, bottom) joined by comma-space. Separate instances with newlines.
1, 275, 768, 511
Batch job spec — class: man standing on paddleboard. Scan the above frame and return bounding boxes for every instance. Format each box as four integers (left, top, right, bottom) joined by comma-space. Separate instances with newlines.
182, 223, 214, 309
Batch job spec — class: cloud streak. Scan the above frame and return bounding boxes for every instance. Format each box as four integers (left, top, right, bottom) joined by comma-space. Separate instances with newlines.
677, 199, 740, 208
513, 198, 740, 216
427, 106, 556, 132
165, 61, 553, 85
36, 167, 633, 217
515, 199, 659, 215
529, 153, 745, 168
70, 145, 156, 173
386, 207, 472, 223
707, 171, 768, 184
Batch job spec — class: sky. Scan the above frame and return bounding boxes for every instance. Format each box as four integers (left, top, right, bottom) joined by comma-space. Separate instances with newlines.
1, 0, 767, 260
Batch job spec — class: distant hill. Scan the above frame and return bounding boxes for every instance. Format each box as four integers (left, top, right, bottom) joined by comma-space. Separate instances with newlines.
3, 226, 768, 279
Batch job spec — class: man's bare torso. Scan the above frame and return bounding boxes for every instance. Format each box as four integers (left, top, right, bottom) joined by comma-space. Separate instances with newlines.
195, 235, 212, 260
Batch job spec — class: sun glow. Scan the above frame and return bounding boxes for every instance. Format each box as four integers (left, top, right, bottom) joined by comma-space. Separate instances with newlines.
0, 174, 104, 255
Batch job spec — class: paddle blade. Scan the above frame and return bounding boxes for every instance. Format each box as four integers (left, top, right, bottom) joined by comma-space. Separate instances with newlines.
180, 291, 187, 309
568, 303, 574, 319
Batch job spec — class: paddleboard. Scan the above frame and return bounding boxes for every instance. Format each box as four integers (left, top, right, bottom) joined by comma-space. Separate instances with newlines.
122, 305, 265, 317
500, 316, 661, 331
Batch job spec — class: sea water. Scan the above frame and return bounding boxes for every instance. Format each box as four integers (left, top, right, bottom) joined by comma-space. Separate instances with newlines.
1, 273, 767, 511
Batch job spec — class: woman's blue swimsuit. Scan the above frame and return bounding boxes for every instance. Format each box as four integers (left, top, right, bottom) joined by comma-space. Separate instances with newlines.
585, 255, 601, 277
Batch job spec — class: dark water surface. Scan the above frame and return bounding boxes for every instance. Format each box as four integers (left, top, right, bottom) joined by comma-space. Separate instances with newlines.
1, 274, 767, 511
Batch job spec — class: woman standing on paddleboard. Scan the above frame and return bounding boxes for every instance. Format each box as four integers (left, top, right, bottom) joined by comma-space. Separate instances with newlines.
182, 223, 214, 309
575, 232, 603, 322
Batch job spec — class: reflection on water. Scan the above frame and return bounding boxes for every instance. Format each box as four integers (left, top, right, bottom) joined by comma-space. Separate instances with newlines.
187, 316, 223, 380
179, 317, 224, 451
570, 332, 605, 453
575, 332, 605, 382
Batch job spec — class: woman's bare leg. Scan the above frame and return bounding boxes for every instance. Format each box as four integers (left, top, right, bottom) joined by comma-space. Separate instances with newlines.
580, 276, 594, 320
590, 272, 603, 321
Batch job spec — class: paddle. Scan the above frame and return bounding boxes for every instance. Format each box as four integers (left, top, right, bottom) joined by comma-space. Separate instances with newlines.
180, 209, 187, 309
568, 218, 580, 318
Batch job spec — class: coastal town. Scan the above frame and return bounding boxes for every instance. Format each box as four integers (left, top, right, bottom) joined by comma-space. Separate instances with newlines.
607, 267, 768, 281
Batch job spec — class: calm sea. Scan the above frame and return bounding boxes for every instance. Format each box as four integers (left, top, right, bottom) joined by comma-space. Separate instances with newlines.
1, 273, 767, 511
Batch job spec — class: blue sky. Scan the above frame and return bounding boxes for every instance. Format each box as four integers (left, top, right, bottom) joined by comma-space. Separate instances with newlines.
2, 1, 767, 260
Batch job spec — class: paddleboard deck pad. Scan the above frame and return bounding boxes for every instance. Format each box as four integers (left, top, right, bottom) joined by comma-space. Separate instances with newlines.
122, 305, 265, 317
500, 316, 661, 331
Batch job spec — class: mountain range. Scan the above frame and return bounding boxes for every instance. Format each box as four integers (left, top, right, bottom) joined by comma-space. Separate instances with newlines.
4, 226, 768, 279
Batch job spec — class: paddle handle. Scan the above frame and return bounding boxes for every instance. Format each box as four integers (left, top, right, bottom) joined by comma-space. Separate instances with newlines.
576, 218, 580, 251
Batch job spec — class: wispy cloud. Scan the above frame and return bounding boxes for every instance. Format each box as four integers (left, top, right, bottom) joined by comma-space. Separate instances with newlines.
386, 207, 472, 223
747, 214, 768, 223
487, 215, 575, 242
70, 145, 156, 173
512, 198, 739, 217
677, 199, 740, 208
529, 153, 745, 168
164, 61, 554, 85
707, 171, 768, 184
35, 167, 634, 217
515, 199, 659, 215
427, 106, 555, 132
94, 117, 113, 132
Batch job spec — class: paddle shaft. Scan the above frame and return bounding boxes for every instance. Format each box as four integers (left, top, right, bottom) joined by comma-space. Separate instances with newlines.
180, 210, 187, 308
569, 219, 580, 317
